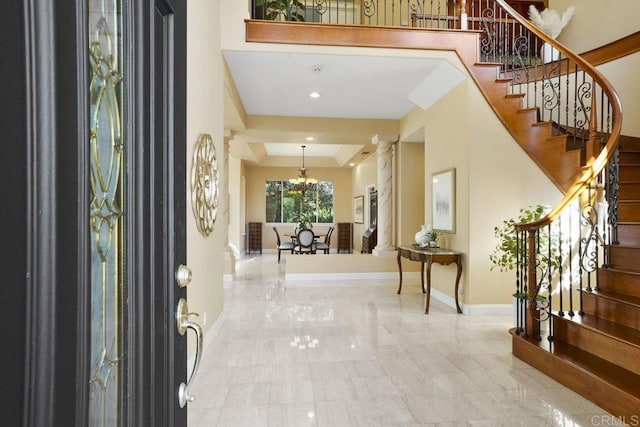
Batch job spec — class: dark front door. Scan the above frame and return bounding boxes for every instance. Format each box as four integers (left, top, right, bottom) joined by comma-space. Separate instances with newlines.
1, 1, 188, 425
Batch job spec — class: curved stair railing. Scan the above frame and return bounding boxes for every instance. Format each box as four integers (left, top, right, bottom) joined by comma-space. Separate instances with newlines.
487, 0, 623, 340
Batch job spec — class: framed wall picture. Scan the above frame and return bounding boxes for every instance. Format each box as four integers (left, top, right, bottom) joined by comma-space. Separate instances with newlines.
432, 168, 455, 232
354, 195, 364, 224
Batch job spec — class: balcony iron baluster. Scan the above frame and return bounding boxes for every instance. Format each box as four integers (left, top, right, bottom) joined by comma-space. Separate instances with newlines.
362, 0, 376, 24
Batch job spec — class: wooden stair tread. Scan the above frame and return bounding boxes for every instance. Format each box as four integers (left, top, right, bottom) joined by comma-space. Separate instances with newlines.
603, 266, 640, 276
611, 243, 640, 249
586, 289, 640, 308
552, 341, 640, 396
563, 314, 640, 347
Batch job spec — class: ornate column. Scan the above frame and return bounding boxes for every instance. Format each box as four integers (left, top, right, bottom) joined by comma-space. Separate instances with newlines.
223, 129, 236, 280
372, 134, 398, 256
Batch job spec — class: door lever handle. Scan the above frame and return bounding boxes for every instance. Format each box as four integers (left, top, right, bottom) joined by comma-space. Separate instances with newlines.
176, 298, 203, 408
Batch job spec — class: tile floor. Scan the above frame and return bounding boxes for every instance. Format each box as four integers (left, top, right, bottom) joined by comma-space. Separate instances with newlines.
188, 254, 615, 427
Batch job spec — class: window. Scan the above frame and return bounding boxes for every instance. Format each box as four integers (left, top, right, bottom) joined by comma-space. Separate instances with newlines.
265, 180, 334, 224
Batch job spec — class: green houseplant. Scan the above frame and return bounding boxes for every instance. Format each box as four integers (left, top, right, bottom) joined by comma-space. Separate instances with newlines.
490, 204, 561, 301
426, 229, 441, 246
295, 211, 313, 231
255, 0, 306, 21
489, 204, 559, 272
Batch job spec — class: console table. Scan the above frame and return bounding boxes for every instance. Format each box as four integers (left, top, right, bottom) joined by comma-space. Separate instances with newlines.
396, 245, 463, 314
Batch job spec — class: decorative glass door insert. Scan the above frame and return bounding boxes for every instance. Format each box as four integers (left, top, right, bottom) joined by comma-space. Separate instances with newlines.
89, 0, 126, 424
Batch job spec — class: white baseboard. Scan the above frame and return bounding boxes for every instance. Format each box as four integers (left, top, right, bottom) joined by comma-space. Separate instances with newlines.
427, 288, 511, 316
462, 303, 512, 316
285, 271, 419, 283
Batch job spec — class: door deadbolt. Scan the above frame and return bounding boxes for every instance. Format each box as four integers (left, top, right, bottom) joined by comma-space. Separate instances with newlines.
176, 264, 192, 288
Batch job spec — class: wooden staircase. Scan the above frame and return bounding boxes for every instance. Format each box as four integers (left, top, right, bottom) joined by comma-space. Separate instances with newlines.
511, 135, 640, 419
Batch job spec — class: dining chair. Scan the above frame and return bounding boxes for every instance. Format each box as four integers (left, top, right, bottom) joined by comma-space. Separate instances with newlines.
273, 227, 295, 263
294, 229, 316, 254
315, 226, 334, 254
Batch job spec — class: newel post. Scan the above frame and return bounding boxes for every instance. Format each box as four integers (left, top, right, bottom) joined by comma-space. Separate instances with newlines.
526, 229, 538, 339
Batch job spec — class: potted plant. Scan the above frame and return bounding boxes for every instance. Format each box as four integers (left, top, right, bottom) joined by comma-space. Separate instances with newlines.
295, 211, 313, 231
255, 0, 306, 21
490, 204, 561, 303
426, 229, 441, 247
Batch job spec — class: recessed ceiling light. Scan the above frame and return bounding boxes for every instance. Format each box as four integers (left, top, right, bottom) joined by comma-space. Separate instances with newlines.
349, 163, 355, 167
309, 91, 320, 99
305, 136, 314, 141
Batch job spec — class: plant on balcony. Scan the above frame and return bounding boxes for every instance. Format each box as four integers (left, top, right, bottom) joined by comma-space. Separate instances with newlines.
255, 0, 306, 21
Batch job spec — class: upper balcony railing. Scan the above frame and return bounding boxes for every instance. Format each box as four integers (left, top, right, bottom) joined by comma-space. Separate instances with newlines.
251, 0, 546, 64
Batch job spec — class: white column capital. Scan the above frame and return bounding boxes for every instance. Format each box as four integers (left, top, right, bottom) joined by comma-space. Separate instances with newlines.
372, 134, 399, 147
224, 129, 235, 145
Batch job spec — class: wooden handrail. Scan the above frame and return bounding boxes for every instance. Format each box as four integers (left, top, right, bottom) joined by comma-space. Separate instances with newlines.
493, 0, 623, 232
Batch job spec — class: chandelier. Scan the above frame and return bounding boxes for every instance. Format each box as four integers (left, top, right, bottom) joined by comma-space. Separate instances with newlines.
289, 145, 318, 195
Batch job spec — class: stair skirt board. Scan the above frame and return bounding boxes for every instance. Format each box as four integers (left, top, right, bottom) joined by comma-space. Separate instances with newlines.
511, 330, 640, 420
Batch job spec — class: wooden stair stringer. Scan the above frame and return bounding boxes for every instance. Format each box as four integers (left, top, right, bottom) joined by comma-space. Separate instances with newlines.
469, 62, 582, 193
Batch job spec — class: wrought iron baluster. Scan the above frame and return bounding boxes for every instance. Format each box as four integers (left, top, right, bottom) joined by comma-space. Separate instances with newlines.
568, 206, 575, 317
558, 215, 564, 317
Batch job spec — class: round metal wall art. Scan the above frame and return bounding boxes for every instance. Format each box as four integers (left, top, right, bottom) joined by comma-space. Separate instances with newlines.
191, 133, 218, 236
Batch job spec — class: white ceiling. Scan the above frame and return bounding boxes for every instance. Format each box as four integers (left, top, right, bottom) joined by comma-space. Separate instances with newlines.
223, 50, 467, 165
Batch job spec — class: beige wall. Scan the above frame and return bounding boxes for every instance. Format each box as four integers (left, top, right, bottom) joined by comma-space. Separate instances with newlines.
597, 53, 640, 138
186, 0, 225, 355
244, 165, 353, 251
400, 74, 562, 308
397, 141, 425, 246
551, 0, 638, 53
